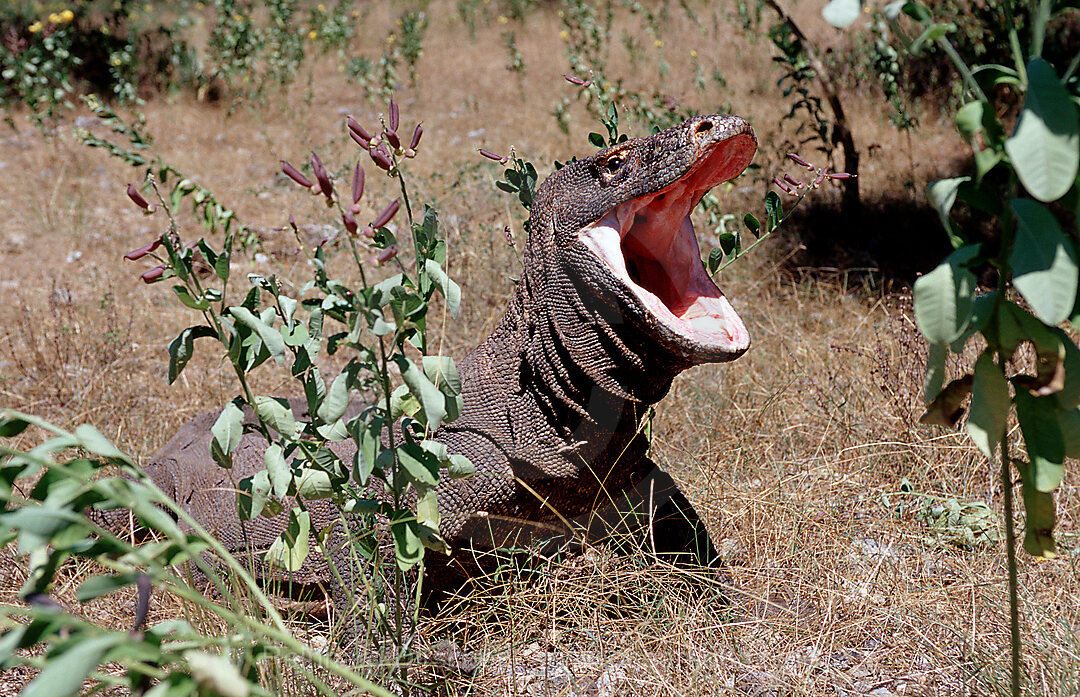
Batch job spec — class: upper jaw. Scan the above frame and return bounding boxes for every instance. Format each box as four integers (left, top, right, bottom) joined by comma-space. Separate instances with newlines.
577, 122, 756, 364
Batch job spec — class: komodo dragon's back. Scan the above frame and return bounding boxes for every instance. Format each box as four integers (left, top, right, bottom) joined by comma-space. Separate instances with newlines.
125, 114, 758, 618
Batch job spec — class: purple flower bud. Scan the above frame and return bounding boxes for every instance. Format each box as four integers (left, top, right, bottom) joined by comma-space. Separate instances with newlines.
361, 225, 374, 238
127, 183, 152, 210
141, 265, 167, 283
409, 123, 423, 150
310, 152, 334, 199
349, 203, 362, 215
281, 160, 313, 188
385, 129, 401, 150
352, 163, 365, 204
342, 211, 358, 235
371, 143, 394, 171
124, 238, 162, 261
376, 244, 400, 264
827, 172, 854, 180
347, 116, 374, 144
783, 173, 802, 188
289, 213, 299, 234
563, 74, 591, 87
372, 199, 400, 228
479, 149, 508, 164
504, 225, 514, 245
787, 153, 813, 169
388, 98, 399, 132
772, 176, 795, 196
812, 170, 827, 188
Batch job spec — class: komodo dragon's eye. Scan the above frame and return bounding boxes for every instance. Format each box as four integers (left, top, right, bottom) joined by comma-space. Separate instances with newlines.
603, 154, 625, 173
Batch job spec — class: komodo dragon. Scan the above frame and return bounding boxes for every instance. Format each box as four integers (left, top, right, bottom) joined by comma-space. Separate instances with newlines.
130, 113, 757, 623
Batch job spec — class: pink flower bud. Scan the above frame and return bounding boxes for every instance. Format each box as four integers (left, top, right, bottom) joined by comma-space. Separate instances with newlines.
352, 163, 365, 203
563, 74, 591, 87
812, 170, 827, 188
141, 265, 167, 283
783, 174, 802, 188
127, 183, 152, 210
372, 199, 400, 228
385, 129, 401, 150
281, 161, 313, 188
124, 238, 162, 261
349, 203, 362, 215
388, 98, 399, 132
787, 153, 814, 170
288, 213, 299, 234
827, 172, 854, 180
479, 149, 507, 164
504, 225, 514, 245
348, 127, 369, 149
371, 143, 394, 171
376, 244, 400, 264
361, 225, 374, 238
409, 123, 423, 150
347, 116, 374, 144
342, 210, 358, 235
310, 152, 334, 199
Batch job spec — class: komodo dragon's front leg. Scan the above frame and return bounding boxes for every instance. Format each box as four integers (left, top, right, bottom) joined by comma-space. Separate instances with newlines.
121, 114, 757, 623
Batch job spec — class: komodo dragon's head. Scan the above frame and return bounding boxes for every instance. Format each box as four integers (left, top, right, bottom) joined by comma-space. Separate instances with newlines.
520, 114, 756, 386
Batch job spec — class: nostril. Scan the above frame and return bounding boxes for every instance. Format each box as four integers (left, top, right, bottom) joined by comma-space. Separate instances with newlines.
695, 121, 713, 135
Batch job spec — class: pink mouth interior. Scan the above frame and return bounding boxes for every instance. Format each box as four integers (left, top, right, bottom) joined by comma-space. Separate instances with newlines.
578, 134, 755, 354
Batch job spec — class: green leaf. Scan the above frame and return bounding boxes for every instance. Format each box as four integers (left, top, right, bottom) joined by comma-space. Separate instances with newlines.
763, 191, 782, 230
229, 307, 285, 364
167, 325, 217, 384
909, 22, 955, 55
424, 259, 461, 317
588, 132, 606, 148
913, 244, 979, 343
1010, 198, 1079, 324
1054, 329, 1080, 409
294, 467, 332, 499
822, 0, 861, 28
707, 247, 724, 275
264, 508, 310, 572
390, 514, 423, 571
1005, 58, 1079, 203
924, 342, 947, 403
349, 415, 383, 486
265, 444, 291, 499
171, 285, 209, 311
253, 396, 300, 440
73, 425, 130, 463
1019, 477, 1057, 558
185, 650, 250, 697
744, 213, 760, 236
1059, 407, 1080, 458
394, 355, 447, 431
318, 368, 351, 425
926, 177, 970, 247
21, 634, 125, 697
1015, 391, 1065, 493
237, 470, 273, 520
209, 401, 244, 468
965, 351, 1010, 459
396, 443, 439, 489
76, 572, 139, 602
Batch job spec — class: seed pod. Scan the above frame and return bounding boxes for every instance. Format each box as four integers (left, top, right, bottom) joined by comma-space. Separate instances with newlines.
347, 116, 374, 144
787, 153, 813, 169
376, 244, 400, 264
352, 163, 365, 203
385, 129, 401, 150
478, 149, 507, 164
281, 161, 313, 188
127, 183, 152, 210
409, 123, 423, 150
371, 143, 394, 171
563, 74, 591, 87
342, 211, 358, 235
783, 173, 802, 188
310, 152, 334, 199
388, 98, 399, 132
372, 199, 400, 228
124, 238, 162, 261
141, 265, 167, 283
827, 172, 854, 180
772, 176, 795, 196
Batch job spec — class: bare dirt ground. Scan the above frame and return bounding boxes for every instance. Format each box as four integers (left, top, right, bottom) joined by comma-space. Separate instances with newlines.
0, 2, 1078, 695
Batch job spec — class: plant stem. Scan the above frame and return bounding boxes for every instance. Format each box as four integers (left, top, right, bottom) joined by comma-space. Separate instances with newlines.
999, 436, 1022, 697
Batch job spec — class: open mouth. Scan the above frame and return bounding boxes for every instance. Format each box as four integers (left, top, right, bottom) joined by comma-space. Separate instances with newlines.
578, 130, 756, 359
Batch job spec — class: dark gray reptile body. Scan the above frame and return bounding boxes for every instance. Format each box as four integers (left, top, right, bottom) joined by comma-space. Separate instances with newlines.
138, 114, 758, 612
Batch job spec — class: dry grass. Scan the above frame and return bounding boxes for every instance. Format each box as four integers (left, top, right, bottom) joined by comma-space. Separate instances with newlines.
1, 1, 1078, 695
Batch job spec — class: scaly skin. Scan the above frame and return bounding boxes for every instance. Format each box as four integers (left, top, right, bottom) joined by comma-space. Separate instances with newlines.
125, 114, 758, 621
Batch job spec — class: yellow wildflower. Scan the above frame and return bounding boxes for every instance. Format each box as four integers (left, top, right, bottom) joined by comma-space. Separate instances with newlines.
110, 56, 123, 67
48, 13, 62, 23
308, 30, 318, 40
59, 9, 74, 23
351, 10, 359, 18
497, 15, 507, 23
653, 40, 664, 48
559, 29, 569, 40
317, 4, 325, 11
690, 49, 698, 58
28, 22, 42, 33
232, 13, 243, 22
